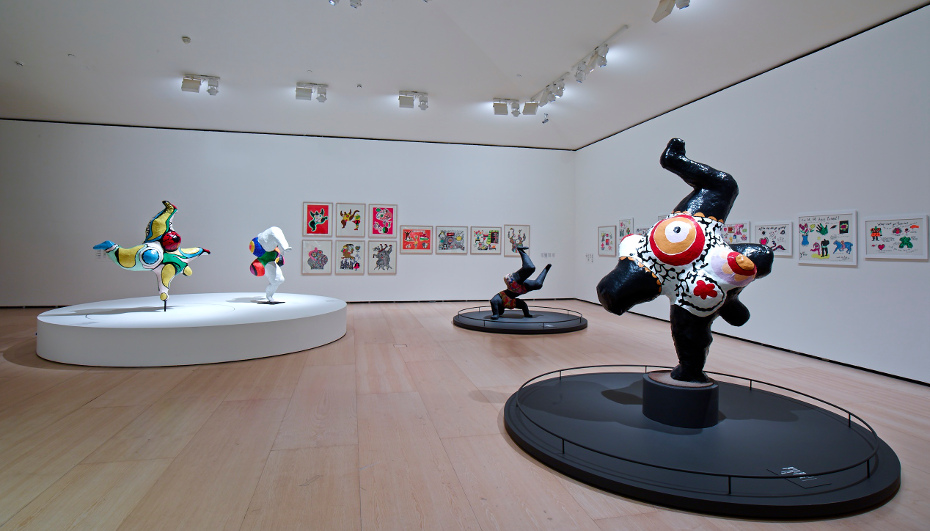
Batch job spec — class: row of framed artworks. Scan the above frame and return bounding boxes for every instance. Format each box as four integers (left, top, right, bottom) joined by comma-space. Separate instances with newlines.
302, 240, 398, 275
597, 212, 927, 266
300, 224, 533, 275
303, 202, 398, 238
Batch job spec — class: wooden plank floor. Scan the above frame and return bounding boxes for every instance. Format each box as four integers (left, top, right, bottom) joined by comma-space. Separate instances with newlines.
0, 301, 927, 530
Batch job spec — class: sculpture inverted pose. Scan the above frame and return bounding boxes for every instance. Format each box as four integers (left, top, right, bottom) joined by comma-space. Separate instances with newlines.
490, 247, 552, 320
596, 138, 773, 383
249, 226, 291, 303
93, 201, 210, 309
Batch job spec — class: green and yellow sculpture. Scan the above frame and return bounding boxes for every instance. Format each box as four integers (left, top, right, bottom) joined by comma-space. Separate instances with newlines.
93, 200, 210, 309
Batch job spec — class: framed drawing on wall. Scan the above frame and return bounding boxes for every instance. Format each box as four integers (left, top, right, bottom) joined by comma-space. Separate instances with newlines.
335, 202, 366, 238
435, 226, 468, 254
301, 240, 333, 275
618, 218, 634, 239
634, 227, 650, 237
598, 226, 616, 257
863, 214, 927, 260
722, 221, 751, 245
369, 204, 398, 239
753, 221, 792, 257
470, 226, 501, 254
334, 240, 365, 275
503, 225, 530, 256
400, 225, 432, 254
303, 202, 332, 237
368, 241, 398, 274
798, 210, 858, 266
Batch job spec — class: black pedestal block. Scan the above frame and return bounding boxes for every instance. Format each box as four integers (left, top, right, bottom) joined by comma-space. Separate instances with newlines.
642, 372, 719, 428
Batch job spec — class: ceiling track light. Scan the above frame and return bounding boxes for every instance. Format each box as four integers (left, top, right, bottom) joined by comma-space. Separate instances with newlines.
529, 23, 627, 110
181, 74, 219, 95
399, 90, 428, 110
653, 0, 689, 23
296, 82, 328, 103
492, 98, 522, 117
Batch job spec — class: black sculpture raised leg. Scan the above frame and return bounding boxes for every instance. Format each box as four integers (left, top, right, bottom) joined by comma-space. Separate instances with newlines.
596, 138, 773, 383
490, 247, 551, 320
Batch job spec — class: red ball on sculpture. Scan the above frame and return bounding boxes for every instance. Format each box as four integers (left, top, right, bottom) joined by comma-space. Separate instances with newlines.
161, 231, 181, 252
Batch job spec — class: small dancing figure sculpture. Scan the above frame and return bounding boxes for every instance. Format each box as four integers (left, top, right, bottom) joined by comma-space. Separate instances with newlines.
596, 138, 774, 383
490, 247, 551, 320
249, 226, 291, 303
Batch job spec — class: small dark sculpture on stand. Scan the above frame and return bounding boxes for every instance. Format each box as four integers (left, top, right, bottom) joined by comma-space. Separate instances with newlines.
597, 138, 773, 383
490, 247, 551, 320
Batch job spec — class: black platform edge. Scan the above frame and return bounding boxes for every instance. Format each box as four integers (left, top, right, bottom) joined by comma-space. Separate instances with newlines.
503, 366, 901, 520
452, 306, 588, 335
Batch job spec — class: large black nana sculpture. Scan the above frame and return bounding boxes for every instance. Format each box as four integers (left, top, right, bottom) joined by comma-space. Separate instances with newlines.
597, 138, 773, 383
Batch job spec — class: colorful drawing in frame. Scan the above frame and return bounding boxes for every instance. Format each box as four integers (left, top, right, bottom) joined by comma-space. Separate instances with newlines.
400, 225, 432, 254
598, 226, 617, 257
471, 226, 501, 255
369, 241, 398, 274
618, 218, 634, 239
863, 214, 927, 260
335, 240, 365, 275
722, 221, 751, 245
634, 227, 650, 237
303, 202, 332, 237
798, 211, 858, 266
753, 221, 792, 257
435, 226, 468, 254
335, 202, 366, 238
301, 239, 333, 275
504, 225, 530, 257
93, 200, 209, 308
369, 203, 397, 238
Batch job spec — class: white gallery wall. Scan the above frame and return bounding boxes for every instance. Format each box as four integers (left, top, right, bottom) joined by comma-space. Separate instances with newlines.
1, 7, 927, 382
0, 122, 576, 305
574, 7, 930, 383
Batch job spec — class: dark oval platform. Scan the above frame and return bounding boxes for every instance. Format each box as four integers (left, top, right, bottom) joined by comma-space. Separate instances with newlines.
504, 366, 901, 519
452, 306, 587, 334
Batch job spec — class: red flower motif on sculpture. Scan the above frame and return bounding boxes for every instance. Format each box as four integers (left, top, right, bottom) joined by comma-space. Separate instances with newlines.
694, 280, 718, 300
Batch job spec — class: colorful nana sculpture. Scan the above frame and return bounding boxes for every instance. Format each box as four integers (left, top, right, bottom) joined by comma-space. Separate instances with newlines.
490, 247, 551, 320
93, 201, 210, 308
249, 226, 291, 303
597, 138, 774, 383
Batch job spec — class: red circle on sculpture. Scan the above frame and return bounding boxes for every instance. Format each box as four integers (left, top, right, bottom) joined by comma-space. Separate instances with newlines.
161, 231, 181, 252
649, 214, 705, 266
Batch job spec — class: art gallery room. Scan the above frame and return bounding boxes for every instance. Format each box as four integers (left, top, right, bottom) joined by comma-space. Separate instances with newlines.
1, 0, 929, 529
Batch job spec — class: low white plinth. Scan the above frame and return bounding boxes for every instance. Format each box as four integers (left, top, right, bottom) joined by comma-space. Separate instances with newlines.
36, 293, 347, 367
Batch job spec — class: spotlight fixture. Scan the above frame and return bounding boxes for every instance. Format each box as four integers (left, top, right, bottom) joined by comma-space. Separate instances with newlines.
181, 74, 219, 95
399, 90, 428, 110
296, 82, 328, 103
653, 0, 689, 23
181, 75, 202, 93
492, 99, 522, 117
522, 102, 538, 116
542, 113, 549, 124
329, 0, 339, 5
350, 0, 362, 7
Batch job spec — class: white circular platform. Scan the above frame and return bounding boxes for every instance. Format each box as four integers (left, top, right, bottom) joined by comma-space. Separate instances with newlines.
36, 293, 347, 367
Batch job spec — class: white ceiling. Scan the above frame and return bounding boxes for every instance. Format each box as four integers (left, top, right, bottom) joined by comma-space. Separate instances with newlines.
1, 0, 925, 150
